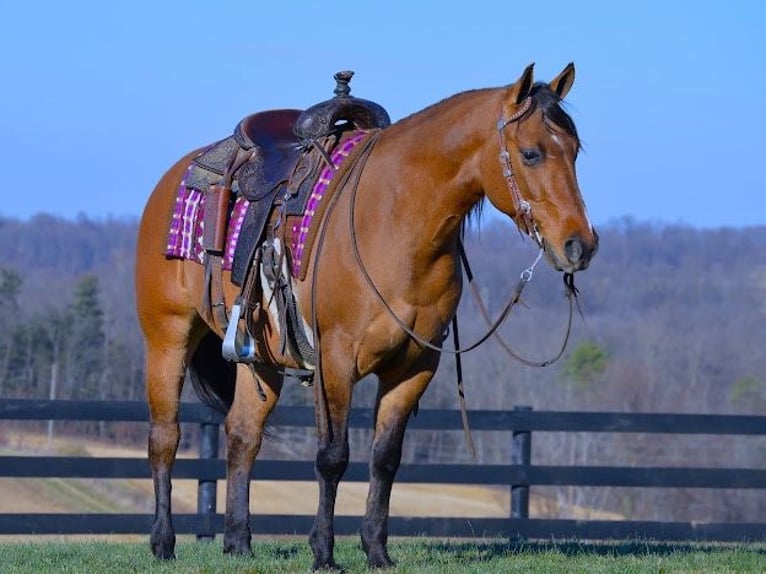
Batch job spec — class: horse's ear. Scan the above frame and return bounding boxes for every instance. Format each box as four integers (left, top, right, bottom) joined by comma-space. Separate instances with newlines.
508, 63, 535, 105
549, 62, 575, 100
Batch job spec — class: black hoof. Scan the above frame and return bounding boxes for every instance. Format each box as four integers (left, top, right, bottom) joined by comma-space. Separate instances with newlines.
367, 551, 395, 569
151, 544, 176, 561
150, 524, 176, 560
223, 532, 253, 557
311, 558, 342, 572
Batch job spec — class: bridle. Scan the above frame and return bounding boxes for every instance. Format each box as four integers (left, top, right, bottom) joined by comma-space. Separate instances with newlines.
477, 94, 581, 366
496, 96, 543, 247
334, 110, 579, 363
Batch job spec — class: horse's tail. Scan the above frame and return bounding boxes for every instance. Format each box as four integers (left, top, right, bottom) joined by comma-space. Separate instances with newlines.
189, 332, 235, 414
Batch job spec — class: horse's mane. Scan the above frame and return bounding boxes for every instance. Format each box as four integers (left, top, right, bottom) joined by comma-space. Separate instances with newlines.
527, 82, 581, 151
393, 82, 579, 145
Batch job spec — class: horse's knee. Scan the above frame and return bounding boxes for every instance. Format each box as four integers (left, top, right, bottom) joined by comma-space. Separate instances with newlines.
316, 440, 349, 482
149, 419, 179, 440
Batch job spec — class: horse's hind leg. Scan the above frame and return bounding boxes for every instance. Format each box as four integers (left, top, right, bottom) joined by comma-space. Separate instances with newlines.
145, 340, 189, 560
222, 364, 282, 555
361, 352, 438, 569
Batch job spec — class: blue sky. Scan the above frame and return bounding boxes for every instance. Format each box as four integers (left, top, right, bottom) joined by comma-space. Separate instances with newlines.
1, 1, 764, 228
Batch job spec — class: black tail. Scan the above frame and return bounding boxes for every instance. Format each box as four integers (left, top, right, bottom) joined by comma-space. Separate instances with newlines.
189, 331, 236, 413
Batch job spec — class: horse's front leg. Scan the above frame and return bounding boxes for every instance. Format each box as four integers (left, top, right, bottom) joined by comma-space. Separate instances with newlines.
362, 353, 438, 569
309, 361, 353, 571
223, 365, 282, 555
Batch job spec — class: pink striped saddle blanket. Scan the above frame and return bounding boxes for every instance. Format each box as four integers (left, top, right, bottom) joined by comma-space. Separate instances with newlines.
164, 130, 370, 280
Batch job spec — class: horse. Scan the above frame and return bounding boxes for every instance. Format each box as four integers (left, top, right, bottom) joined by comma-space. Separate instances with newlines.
135, 62, 597, 570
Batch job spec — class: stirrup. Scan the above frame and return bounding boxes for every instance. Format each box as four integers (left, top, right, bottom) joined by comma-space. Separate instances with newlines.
222, 303, 257, 362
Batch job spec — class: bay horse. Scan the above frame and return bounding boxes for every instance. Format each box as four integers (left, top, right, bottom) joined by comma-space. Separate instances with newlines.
135, 63, 597, 569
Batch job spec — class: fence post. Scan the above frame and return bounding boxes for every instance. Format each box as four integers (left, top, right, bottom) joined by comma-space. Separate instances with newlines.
510, 405, 532, 525
197, 414, 220, 541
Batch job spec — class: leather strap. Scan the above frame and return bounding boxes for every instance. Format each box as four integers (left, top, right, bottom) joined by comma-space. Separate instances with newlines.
204, 253, 229, 333
496, 97, 541, 243
452, 315, 476, 459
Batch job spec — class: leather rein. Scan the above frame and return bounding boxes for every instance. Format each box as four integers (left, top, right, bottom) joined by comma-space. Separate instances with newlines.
342, 97, 579, 364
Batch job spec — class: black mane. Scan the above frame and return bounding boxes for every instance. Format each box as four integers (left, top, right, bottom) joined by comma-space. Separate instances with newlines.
528, 82, 581, 150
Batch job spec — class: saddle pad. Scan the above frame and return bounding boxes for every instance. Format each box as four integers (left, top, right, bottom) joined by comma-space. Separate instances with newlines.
289, 130, 370, 279
164, 163, 250, 269
164, 130, 371, 280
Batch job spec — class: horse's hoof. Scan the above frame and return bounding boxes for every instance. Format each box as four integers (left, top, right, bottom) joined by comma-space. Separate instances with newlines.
223, 535, 253, 557
311, 558, 341, 572
150, 539, 176, 561
150, 527, 176, 560
367, 552, 395, 569
223, 548, 253, 558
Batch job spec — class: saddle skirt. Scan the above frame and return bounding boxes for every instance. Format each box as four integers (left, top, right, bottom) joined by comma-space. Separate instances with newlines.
164, 168, 248, 270
164, 128, 373, 280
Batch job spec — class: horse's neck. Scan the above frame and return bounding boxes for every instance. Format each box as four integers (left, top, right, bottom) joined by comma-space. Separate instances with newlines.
379, 91, 499, 253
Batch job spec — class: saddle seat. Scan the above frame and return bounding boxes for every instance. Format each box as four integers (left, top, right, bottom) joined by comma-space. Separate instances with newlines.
237, 108, 302, 149
188, 71, 391, 203
234, 109, 304, 201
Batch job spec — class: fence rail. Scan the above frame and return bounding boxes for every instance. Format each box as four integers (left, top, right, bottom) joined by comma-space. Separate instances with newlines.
1, 399, 765, 542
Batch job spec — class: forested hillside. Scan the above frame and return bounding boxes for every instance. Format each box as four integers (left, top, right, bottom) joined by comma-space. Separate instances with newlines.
0, 215, 141, 404
1, 213, 765, 522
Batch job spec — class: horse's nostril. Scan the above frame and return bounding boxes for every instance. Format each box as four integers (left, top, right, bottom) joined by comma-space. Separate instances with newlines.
564, 236, 584, 263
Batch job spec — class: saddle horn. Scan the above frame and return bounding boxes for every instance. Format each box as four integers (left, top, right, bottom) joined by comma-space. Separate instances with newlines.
294, 70, 391, 140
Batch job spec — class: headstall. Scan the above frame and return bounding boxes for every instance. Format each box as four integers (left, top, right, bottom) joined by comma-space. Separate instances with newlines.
496, 96, 543, 248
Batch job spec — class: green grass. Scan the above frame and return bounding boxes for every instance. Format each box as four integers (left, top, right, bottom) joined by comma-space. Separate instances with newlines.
0, 538, 764, 573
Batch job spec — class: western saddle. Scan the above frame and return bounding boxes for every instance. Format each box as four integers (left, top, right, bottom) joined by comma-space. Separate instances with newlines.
192, 71, 390, 376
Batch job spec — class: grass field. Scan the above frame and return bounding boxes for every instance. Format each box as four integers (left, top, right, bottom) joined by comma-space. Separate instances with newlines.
2, 431, 764, 572
1, 538, 765, 573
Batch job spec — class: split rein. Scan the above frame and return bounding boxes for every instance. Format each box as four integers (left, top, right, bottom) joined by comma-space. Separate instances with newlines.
339, 98, 582, 367
308, 116, 583, 451
335, 125, 581, 458
458, 241, 580, 368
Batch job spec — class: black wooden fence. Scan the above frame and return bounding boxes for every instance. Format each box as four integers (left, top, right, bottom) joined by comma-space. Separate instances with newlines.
1, 398, 766, 542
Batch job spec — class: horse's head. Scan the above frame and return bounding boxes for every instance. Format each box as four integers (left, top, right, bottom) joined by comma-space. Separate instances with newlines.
484, 63, 598, 273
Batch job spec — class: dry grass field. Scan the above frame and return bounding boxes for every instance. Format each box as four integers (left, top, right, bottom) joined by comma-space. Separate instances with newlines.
0, 429, 620, 532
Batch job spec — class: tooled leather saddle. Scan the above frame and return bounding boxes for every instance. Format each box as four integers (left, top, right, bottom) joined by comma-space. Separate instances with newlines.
190, 71, 390, 371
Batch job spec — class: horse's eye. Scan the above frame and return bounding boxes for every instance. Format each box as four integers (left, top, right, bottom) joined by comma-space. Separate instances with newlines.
520, 148, 542, 166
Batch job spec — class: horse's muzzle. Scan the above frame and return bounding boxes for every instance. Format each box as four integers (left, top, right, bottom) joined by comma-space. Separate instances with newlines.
562, 230, 598, 272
